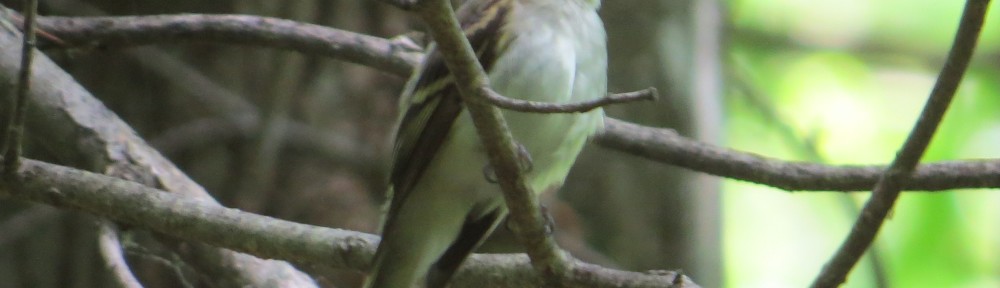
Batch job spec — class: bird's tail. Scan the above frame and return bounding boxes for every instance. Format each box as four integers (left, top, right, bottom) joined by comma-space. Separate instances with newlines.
364, 207, 506, 288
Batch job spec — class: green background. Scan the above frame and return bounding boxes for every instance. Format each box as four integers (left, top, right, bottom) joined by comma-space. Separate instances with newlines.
725, 1, 1000, 287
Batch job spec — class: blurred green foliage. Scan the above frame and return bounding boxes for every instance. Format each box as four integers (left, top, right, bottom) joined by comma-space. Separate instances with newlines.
724, 0, 1000, 287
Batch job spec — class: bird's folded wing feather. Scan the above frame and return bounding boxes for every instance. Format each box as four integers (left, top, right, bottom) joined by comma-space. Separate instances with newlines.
384, 0, 513, 230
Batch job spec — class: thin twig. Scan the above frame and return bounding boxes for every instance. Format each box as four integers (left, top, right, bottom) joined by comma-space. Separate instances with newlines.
97, 222, 145, 288
811, 0, 991, 287
4, 11, 65, 45
485, 87, 658, 113
122, 243, 197, 288
2, 0, 38, 177
410, 0, 570, 285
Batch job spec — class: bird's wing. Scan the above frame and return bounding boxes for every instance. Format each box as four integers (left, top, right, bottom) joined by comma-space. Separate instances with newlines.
369, 1, 520, 287
384, 0, 513, 228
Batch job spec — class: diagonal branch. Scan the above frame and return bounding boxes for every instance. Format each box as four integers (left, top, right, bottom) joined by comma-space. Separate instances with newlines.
811, 0, 991, 286
408, 0, 571, 285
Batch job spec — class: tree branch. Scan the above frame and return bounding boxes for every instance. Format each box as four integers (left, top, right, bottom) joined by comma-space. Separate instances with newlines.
0, 156, 696, 288
97, 222, 144, 288
811, 0, 991, 286
34, 14, 421, 76
8, 4, 145, 287
484, 87, 658, 113
595, 118, 1000, 191
409, 0, 571, 285
2, 0, 37, 176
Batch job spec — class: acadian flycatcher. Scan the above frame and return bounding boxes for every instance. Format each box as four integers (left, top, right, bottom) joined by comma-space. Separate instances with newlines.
366, 0, 606, 287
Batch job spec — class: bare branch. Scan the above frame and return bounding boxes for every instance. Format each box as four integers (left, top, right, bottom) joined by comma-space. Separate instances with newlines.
485, 87, 658, 113
410, 0, 572, 285
97, 222, 144, 288
596, 118, 1000, 191
121, 243, 197, 288
2, 0, 38, 176
0, 156, 695, 288
812, 0, 991, 286
34, 14, 421, 76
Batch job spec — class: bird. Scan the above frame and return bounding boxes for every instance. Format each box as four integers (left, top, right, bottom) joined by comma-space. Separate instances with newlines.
365, 0, 606, 287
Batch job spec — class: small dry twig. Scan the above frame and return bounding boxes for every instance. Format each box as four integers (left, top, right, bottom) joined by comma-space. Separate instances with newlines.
2, 0, 38, 176
484, 87, 658, 113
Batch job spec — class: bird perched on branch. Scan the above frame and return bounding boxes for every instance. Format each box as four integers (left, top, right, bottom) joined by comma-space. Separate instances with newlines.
365, 0, 606, 287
